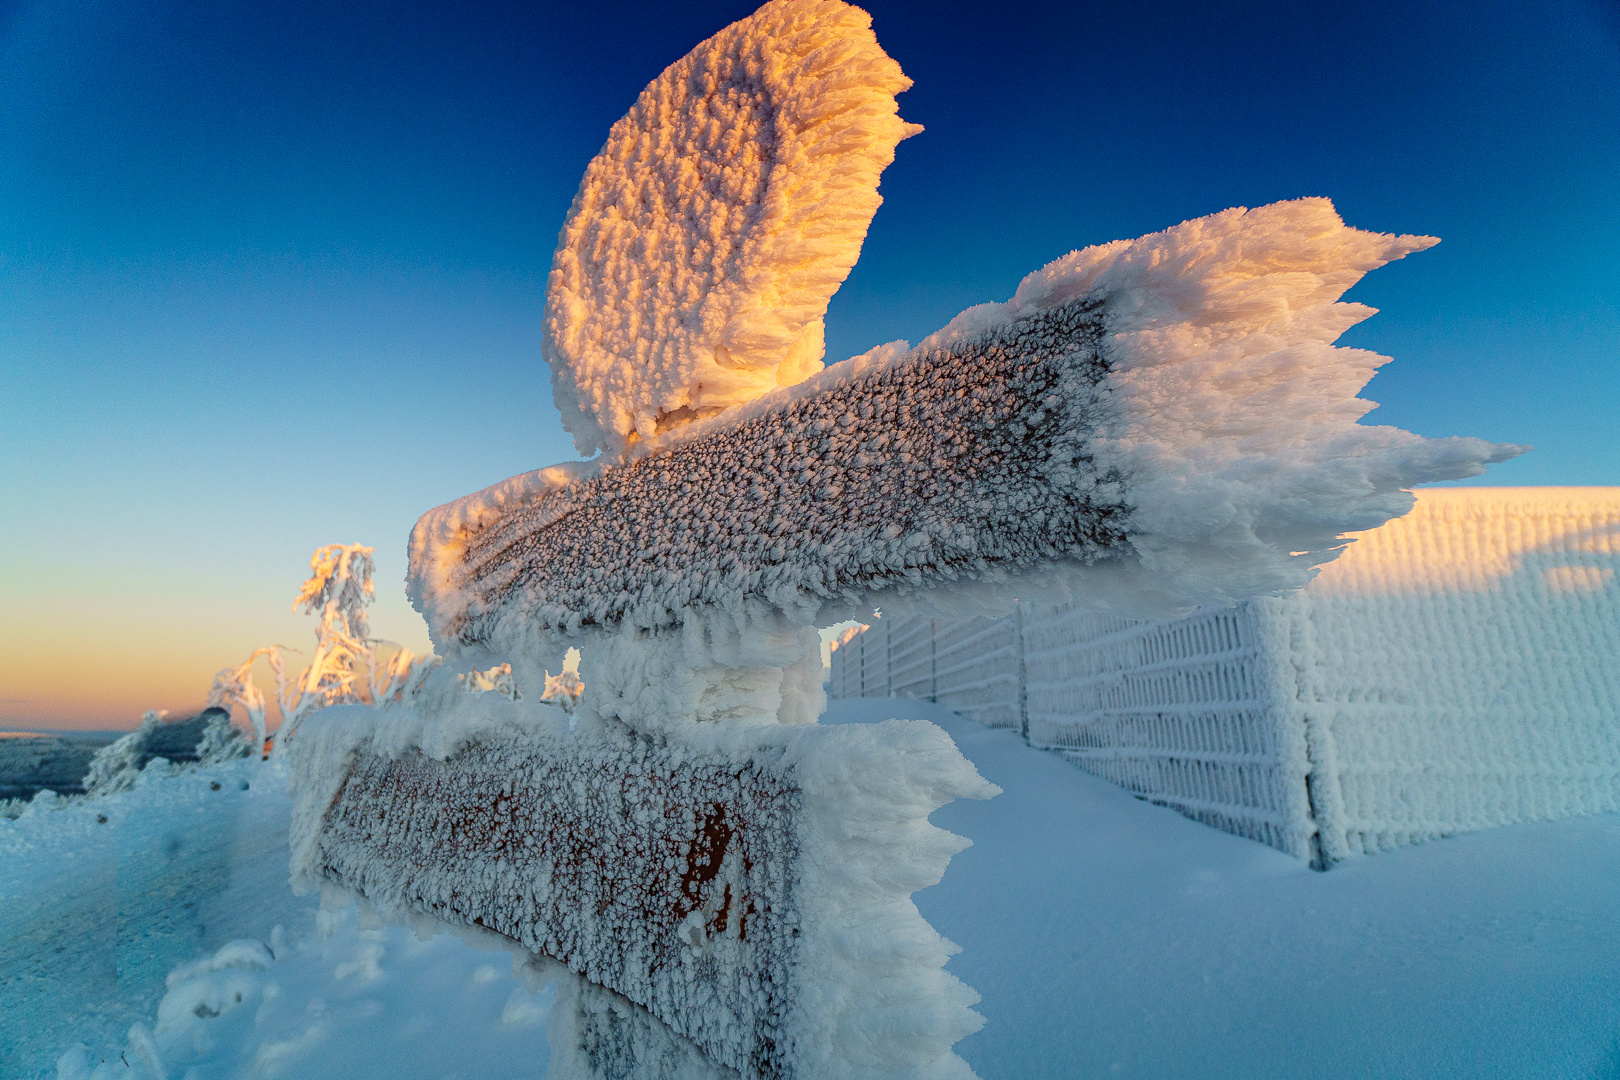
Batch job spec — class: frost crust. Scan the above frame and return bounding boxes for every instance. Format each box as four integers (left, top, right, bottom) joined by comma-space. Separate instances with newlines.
426, 297, 1124, 654
923, 196, 1524, 613
545, 0, 921, 456
289, 701, 996, 1080
414, 199, 1522, 657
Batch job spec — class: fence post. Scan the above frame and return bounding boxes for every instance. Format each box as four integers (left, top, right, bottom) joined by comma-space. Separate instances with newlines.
886, 618, 895, 697
929, 618, 937, 703
859, 627, 867, 698
1015, 602, 1029, 741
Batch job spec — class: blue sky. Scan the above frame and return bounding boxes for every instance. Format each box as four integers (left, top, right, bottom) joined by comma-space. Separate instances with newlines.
2, 0, 1617, 726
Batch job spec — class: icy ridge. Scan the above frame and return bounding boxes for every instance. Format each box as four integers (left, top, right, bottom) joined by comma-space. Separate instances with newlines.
545, 0, 920, 457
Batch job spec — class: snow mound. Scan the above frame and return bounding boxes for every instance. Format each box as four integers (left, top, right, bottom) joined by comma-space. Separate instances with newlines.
53, 908, 554, 1080
544, 0, 920, 457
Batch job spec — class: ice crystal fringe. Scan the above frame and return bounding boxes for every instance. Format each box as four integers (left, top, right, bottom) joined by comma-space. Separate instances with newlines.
413, 198, 1522, 662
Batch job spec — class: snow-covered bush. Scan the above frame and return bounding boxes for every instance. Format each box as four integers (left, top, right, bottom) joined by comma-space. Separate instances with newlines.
541, 669, 584, 713
208, 544, 440, 757
457, 663, 521, 701
82, 710, 166, 797
193, 709, 252, 765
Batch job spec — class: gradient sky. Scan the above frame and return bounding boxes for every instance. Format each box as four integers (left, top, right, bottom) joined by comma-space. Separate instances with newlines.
2, 0, 1617, 729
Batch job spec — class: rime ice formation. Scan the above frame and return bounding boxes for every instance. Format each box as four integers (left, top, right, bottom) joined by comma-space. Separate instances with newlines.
441, 298, 1119, 652
545, 0, 921, 456
830, 489, 1620, 866
914, 197, 1523, 612
289, 697, 995, 1080
387, 195, 1521, 1080
416, 198, 1520, 660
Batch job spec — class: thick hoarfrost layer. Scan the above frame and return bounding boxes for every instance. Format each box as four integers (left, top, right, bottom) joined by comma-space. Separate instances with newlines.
287, 697, 996, 1079
927, 197, 1524, 610
578, 605, 829, 733
548, 968, 735, 1080
545, 0, 920, 457
442, 298, 1122, 654
413, 199, 1519, 661
407, 461, 602, 650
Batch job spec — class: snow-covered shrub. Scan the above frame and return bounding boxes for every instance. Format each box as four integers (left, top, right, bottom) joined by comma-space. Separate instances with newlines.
457, 662, 522, 701
82, 710, 166, 797
206, 655, 271, 755
209, 543, 439, 757
541, 669, 584, 713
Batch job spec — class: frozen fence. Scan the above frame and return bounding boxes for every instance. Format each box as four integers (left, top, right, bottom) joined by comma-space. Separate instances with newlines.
828, 489, 1620, 866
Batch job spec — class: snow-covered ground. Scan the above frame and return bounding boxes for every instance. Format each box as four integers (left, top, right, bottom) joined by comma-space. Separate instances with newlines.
0, 760, 315, 1078
4, 700, 1617, 1079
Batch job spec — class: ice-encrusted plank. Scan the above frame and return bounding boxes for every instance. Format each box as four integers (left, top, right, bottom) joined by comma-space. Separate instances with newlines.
310, 736, 800, 1079
452, 297, 1121, 644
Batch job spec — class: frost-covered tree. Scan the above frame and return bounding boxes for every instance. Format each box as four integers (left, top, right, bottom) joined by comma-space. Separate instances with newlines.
82, 709, 165, 796
207, 656, 270, 755
209, 543, 439, 757
193, 709, 252, 765
542, 669, 584, 713
457, 663, 522, 701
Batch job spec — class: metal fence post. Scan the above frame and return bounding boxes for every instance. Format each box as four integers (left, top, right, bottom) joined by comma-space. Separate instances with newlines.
1015, 602, 1029, 741
886, 618, 894, 697
929, 618, 937, 703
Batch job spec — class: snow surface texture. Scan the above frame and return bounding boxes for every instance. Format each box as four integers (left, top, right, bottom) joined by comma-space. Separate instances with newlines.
414, 198, 1520, 671
544, 0, 921, 457
0, 757, 306, 1080
829, 488, 1620, 865
51, 904, 556, 1080
26, 701, 1620, 1080
287, 696, 996, 1080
